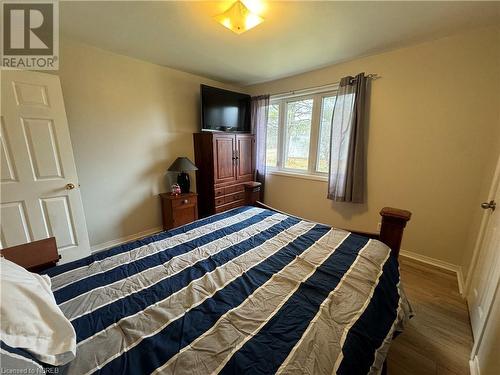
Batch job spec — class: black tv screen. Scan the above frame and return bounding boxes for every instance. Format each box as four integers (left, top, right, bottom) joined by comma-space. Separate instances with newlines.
201, 85, 251, 132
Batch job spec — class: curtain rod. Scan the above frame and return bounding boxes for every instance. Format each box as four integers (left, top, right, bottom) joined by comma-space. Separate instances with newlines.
270, 73, 380, 99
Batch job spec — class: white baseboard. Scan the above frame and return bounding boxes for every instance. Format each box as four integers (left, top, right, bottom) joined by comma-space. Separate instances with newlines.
91, 226, 163, 254
456, 267, 465, 297
469, 356, 481, 375
399, 249, 464, 296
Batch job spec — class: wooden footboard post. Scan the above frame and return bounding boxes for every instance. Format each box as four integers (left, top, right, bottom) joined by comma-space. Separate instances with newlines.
379, 207, 412, 257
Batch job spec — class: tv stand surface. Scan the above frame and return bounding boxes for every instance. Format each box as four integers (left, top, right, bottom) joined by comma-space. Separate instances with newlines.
201, 128, 251, 134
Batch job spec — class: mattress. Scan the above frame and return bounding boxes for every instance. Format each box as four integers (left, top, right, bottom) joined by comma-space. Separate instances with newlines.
42, 206, 410, 375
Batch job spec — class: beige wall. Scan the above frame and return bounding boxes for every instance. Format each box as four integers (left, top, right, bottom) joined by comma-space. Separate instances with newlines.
247, 26, 500, 269
58, 38, 239, 247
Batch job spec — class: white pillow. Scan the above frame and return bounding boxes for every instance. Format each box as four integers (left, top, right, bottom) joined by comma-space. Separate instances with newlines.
0, 257, 76, 366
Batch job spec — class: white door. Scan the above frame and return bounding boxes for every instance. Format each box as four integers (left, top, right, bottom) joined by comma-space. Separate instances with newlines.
1, 70, 90, 263
467, 161, 500, 341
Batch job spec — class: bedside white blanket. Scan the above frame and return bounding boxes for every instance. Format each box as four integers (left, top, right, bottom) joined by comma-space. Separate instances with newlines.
0, 257, 76, 366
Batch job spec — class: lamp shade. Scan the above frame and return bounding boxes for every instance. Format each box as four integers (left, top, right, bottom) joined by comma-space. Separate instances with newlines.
168, 157, 198, 172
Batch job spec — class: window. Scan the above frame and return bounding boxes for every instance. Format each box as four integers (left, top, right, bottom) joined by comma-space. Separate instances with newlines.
317, 96, 336, 173
284, 99, 313, 170
266, 104, 279, 167
266, 90, 337, 177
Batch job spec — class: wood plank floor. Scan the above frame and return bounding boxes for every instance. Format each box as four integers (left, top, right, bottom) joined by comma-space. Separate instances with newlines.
386, 257, 473, 375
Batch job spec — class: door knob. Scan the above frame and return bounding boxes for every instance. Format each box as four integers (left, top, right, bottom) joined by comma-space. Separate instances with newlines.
66, 183, 76, 190
481, 200, 496, 211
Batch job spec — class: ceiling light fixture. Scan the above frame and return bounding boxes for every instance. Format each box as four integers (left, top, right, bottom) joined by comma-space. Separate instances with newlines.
214, 0, 264, 34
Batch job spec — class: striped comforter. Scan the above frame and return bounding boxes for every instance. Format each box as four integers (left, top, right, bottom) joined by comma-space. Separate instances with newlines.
43, 206, 410, 375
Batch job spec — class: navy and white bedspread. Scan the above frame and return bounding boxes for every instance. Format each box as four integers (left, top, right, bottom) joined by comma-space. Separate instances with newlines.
43, 206, 411, 375
0, 341, 52, 373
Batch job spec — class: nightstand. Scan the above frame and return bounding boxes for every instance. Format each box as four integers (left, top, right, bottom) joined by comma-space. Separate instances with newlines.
160, 192, 198, 230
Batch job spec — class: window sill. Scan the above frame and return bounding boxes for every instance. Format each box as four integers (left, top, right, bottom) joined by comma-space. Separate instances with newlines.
266, 169, 328, 182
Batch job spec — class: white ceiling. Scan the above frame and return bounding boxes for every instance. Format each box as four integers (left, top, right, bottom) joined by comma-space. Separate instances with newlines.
60, 1, 500, 85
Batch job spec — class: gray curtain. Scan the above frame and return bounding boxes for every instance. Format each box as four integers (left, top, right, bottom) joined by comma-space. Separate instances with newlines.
251, 95, 270, 200
327, 73, 367, 203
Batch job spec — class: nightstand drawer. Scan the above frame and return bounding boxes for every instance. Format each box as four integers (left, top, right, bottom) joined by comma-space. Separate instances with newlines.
171, 196, 197, 208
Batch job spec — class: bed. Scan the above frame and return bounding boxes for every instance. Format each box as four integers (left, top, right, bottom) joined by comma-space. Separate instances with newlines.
1, 204, 412, 375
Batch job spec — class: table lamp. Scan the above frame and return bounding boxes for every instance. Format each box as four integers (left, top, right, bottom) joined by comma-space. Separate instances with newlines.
168, 157, 198, 194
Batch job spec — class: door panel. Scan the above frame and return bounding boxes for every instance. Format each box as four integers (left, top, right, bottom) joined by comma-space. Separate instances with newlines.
13, 81, 50, 107
40, 196, 77, 250
22, 118, 64, 180
213, 135, 236, 185
236, 134, 254, 181
1, 70, 90, 263
1, 121, 17, 183
468, 162, 500, 342
0, 202, 32, 247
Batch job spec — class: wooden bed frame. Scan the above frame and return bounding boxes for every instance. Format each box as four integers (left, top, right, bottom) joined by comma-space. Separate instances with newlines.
0, 204, 411, 272
0, 237, 60, 272
255, 202, 411, 257
0, 205, 410, 375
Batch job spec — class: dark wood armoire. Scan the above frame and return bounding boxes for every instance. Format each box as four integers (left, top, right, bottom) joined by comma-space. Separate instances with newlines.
193, 132, 255, 217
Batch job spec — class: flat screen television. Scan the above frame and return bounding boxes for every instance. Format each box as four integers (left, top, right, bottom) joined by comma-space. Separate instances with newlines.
201, 85, 251, 132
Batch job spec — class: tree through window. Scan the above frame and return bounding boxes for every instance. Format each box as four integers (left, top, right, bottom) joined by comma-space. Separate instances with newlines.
266, 91, 337, 176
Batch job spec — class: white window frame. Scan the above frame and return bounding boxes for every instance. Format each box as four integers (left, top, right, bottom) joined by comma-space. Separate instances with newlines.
266, 88, 338, 181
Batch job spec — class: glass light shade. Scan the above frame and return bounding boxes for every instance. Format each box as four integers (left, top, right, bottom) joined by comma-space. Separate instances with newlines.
214, 1, 264, 34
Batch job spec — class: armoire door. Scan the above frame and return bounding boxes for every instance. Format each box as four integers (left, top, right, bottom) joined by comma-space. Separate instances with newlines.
1, 70, 91, 263
236, 134, 254, 181
213, 134, 236, 185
